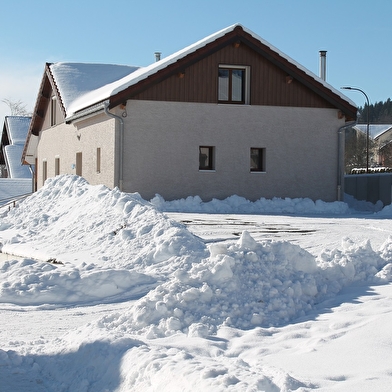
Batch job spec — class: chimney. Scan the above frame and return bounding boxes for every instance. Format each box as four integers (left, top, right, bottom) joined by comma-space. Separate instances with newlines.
154, 52, 161, 62
319, 50, 327, 81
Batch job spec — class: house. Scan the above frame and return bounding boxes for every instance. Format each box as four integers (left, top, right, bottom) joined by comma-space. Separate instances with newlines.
1, 116, 32, 178
0, 116, 32, 204
22, 24, 357, 202
353, 124, 392, 168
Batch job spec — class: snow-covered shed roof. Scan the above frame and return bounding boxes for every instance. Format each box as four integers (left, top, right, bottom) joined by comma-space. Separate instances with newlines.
0, 178, 32, 204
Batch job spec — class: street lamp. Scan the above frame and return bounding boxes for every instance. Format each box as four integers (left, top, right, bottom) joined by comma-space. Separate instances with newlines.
341, 86, 370, 173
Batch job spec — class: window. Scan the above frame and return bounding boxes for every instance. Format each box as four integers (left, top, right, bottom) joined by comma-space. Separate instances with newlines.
218, 66, 248, 104
76, 152, 82, 176
199, 146, 215, 170
55, 156, 60, 176
42, 160, 47, 184
250, 148, 266, 172
50, 96, 57, 126
96, 148, 101, 173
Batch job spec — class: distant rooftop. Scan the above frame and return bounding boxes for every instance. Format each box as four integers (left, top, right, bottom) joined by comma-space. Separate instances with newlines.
354, 124, 392, 139
4, 116, 31, 144
1, 116, 32, 179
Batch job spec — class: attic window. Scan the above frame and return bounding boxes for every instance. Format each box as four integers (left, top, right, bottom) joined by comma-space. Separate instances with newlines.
50, 96, 57, 126
218, 66, 249, 104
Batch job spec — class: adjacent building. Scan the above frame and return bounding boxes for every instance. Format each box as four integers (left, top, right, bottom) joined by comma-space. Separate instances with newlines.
0, 116, 33, 204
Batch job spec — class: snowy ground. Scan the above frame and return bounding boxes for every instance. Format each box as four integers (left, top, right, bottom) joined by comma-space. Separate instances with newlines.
0, 175, 391, 391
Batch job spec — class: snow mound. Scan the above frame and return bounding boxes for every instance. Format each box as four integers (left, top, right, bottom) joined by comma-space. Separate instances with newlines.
93, 232, 392, 337
377, 203, 392, 216
1, 174, 391, 324
151, 194, 351, 215
1, 175, 205, 272
0, 258, 156, 305
0, 175, 205, 305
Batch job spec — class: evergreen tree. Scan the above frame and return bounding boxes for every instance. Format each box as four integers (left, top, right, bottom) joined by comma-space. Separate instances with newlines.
357, 98, 392, 123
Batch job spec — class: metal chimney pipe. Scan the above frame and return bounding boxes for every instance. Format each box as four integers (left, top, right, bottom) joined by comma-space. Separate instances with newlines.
154, 52, 161, 62
319, 50, 327, 81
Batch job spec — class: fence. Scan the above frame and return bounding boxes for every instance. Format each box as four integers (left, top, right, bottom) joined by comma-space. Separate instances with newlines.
344, 173, 392, 206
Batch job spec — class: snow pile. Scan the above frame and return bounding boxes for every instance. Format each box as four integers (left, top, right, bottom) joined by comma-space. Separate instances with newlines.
1, 175, 392, 391
93, 232, 391, 338
0, 175, 205, 305
151, 193, 352, 215
1, 175, 391, 319
0, 258, 156, 305
377, 202, 392, 216
0, 175, 205, 271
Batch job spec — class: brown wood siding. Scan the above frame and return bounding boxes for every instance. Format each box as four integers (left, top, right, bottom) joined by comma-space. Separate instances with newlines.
132, 43, 333, 109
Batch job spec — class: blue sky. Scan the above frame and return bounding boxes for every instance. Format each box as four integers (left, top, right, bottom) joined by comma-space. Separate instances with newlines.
1, 0, 391, 121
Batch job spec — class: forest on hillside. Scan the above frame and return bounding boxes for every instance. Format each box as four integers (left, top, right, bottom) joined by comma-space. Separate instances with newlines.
357, 98, 392, 123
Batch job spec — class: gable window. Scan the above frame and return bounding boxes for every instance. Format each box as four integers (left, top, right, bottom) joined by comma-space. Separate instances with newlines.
218, 66, 249, 104
50, 96, 57, 126
250, 148, 266, 172
199, 146, 215, 170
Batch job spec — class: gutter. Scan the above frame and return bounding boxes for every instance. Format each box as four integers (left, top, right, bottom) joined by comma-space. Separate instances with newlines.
65, 101, 106, 124
104, 101, 124, 191
337, 120, 356, 201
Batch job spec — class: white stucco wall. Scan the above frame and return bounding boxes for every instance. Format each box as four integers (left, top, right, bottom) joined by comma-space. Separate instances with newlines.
37, 112, 117, 189
36, 99, 345, 202
121, 100, 345, 202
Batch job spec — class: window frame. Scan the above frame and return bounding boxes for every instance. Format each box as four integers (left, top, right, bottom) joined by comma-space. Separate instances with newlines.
218, 65, 250, 105
250, 147, 266, 172
199, 146, 215, 171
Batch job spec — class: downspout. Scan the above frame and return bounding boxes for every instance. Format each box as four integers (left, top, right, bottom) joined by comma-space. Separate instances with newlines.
337, 120, 356, 201
28, 164, 35, 193
104, 101, 124, 191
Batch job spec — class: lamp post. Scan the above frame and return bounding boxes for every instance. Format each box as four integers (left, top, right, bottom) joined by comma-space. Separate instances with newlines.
341, 86, 370, 173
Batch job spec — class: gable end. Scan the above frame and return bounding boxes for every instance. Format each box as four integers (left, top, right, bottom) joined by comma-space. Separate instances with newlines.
109, 26, 356, 120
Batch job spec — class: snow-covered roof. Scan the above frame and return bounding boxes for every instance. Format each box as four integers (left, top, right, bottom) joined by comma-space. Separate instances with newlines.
3, 116, 30, 145
4, 144, 32, 178
49, 63, 140, 115
1, 116, 32, 179
63, 23, 356, 119
354, 124, 392, 139
0, 178, 31, 204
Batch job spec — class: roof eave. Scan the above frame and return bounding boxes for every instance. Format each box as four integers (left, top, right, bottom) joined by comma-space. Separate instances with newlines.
65, 101, 106, 123
22, 63, 52, 163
